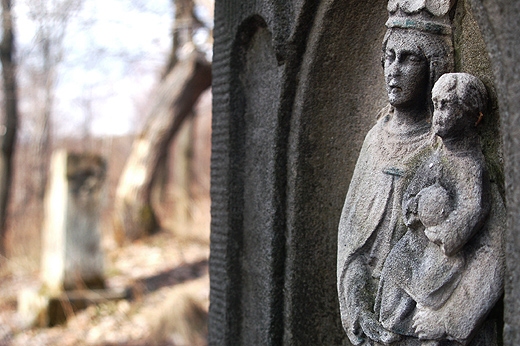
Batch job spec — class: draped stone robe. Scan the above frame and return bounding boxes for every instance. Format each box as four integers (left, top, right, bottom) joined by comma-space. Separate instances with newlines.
338, 109, 505, 346
337, 108, 431, 345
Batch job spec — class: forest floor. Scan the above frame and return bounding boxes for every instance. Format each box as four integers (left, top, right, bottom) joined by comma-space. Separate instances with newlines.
0, 230, 210, 346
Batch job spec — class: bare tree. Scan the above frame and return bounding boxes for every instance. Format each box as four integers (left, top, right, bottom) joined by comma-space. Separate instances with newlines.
0, 0, 18, 256
113, 0, 212, 242
24, 0, 83, 199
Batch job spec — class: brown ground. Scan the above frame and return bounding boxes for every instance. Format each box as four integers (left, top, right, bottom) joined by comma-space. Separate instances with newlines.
0, 89, 213, 346
0, 230, 209, 346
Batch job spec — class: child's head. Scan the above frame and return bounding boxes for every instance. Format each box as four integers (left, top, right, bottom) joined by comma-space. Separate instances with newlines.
431, 73, 488, 139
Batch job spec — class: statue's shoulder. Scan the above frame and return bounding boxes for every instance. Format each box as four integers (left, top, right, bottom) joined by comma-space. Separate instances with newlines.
375, 104, 394, 132
364, 105, 393, 142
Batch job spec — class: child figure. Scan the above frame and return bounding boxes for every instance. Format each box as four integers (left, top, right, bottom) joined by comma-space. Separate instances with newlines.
376, 73, 491, 344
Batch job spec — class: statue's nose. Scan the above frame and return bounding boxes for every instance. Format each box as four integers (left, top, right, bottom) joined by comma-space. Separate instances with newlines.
386, 61, 402, 77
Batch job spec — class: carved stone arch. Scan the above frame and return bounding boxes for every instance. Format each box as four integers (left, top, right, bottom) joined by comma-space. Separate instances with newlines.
284, 0, 388, 344
210, 0, 321, 343
212, 14, 287, 345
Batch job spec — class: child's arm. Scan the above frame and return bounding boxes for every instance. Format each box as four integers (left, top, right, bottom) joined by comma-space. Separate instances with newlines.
412, 183, 504, 343
424, 157, 490, 256
402, 156, 437, 228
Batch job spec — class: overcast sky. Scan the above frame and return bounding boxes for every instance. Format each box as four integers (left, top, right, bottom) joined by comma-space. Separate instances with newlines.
15, 0, 173, 136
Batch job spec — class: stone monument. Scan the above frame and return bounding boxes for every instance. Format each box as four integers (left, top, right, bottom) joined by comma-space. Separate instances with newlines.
41, 150, 106, 292
18, 150, 115, 327
210, 0, 520, 344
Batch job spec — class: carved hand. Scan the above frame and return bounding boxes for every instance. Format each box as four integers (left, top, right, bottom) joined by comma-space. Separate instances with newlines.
424, 224, 444, 241
359, 310, 401, 344
424, 225, 453, 255
403, 196, 420, 228
412, 305, 447, 340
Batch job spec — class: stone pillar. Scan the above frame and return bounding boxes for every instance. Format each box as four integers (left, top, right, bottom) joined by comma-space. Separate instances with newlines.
40, 150, 107, 292
466, 1, 520, 344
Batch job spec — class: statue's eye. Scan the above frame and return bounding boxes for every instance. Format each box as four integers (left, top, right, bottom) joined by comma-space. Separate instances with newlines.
385, 51, 395, 62
407, 54, 422, 62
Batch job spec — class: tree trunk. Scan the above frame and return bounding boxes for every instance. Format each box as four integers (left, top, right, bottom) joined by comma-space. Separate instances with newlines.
0, 0, 18, 257
113, 56, 211, 243
162, 0, 195, 78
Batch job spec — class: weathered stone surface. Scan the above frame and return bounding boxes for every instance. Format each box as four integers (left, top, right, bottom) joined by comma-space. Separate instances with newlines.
210, 1, 319, 344
284, 2, 389, 344
210, 0, 520, 344
376, 73, 504, 344
463, 1, 520, 345
40, 150, 106, 293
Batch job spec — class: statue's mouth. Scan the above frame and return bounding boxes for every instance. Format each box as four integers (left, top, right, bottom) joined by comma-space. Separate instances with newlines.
387, 80, 402, 91
389, 85, 402, 92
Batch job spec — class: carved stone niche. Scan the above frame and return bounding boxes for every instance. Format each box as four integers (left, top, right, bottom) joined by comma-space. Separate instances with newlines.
211, 0, 520, 344
337, 1, 505, 345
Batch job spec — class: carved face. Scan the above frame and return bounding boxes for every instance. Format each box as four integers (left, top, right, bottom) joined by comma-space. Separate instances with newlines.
431, 90, 463, 138
432, 73, 487, 139
384, 33, 429, 109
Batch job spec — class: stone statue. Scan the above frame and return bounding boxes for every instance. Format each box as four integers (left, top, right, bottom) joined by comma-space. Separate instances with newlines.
377, 73, 504, 345
337, 1, 504, 345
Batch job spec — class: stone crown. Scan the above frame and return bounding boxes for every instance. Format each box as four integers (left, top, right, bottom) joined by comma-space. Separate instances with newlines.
386, 0, 456, 35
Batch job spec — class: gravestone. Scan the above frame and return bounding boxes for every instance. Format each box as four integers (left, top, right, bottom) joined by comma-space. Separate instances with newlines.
18, 150, 112, 327
41, 150, 106, 292
210, 0, 520, 345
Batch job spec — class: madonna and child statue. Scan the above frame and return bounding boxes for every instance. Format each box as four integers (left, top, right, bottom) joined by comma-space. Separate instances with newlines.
337, 1, 505, 345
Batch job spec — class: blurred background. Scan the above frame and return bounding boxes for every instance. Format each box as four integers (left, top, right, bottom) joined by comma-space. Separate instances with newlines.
0, 0, 214, 344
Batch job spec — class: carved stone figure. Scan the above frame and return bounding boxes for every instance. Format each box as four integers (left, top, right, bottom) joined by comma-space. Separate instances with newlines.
338, 1, 501, 345
337, 2, 455, 345
376, 73, 504, 345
